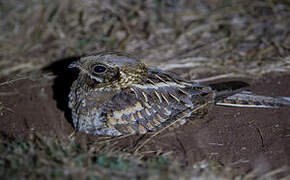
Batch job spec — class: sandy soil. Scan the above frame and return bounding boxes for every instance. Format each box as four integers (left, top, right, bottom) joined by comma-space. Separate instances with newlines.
0, 59, 289, 174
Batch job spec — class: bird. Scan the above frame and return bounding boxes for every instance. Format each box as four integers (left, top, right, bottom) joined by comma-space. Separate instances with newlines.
68, 51, 290, 136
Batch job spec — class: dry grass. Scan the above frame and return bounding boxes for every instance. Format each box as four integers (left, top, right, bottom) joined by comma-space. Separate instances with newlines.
0, 133, 288, 179
1, 0, 290, 77
0, 133, 236, 180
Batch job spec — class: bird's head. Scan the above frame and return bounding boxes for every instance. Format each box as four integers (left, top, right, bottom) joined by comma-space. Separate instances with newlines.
69, 51, 148, 90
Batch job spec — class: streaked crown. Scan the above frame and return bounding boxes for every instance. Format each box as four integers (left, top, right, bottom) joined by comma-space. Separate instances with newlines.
69, 51, 148, 90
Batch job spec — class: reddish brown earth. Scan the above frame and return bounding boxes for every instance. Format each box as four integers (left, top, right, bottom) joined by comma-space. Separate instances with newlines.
0, 59, 289, 174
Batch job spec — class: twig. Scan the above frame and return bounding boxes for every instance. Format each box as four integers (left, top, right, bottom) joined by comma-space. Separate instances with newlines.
258, 166, 289, 180
97, 133, 135, 144
194, 73, 247, 83
256, 127, 264, 148
0, 76, 30, 86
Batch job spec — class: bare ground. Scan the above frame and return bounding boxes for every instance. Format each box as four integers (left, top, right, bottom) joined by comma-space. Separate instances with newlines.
1, 67, 289, 176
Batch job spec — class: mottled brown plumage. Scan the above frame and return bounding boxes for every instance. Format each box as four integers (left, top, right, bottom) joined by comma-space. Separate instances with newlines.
68, 51, 214, 136
68, 51, 290, 136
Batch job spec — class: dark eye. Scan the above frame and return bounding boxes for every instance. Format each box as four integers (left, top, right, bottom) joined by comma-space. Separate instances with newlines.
93, 65, 107, 74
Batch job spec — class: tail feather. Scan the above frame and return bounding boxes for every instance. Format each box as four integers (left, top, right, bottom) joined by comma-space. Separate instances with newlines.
208, 81, 290, 108
215, 91, 290, 108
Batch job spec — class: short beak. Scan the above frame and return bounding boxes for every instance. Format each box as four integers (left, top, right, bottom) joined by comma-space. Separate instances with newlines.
68, 61, 78, 68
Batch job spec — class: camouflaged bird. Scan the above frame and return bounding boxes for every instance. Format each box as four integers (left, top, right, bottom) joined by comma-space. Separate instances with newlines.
68, 51, 290, 136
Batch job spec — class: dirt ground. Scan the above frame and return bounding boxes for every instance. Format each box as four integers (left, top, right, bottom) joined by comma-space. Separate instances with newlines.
1, 59, 289, 175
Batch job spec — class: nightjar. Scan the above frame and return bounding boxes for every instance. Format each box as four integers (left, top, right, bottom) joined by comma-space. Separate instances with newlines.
68, 51, 290, 136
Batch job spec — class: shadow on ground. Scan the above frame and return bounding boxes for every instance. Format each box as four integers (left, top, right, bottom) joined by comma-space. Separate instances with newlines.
43, 56, 80, 127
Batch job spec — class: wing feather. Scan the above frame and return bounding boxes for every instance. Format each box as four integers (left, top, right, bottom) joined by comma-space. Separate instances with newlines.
103, 68, 213, 135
